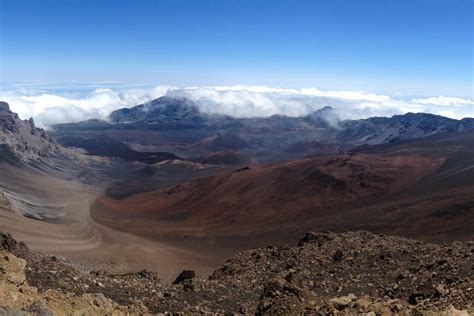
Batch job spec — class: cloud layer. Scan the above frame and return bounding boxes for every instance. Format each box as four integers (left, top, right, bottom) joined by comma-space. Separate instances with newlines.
1, 84, 473, 128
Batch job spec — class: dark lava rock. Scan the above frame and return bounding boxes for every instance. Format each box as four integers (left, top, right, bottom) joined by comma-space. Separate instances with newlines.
408, 283, 441, 305
297, 231, 333, 247
332, 249, 344, 261
173, 270, 196, 284
233, 166, 250, 173
0, 101, 10, 112
256, 278, 307, 315
0, 231, 29, 259
2, 229, 472, 314
182, 279, 195, 291
298, 232, 317, 246
136, 269, 158, 280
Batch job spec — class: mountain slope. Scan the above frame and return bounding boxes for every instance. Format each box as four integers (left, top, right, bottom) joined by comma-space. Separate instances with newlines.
92, 128, 474, 246
110, 96, 205, 126
0, 102, 108, 222
338, 112, 473, 145
1, 230, 472, 314
0, 101, 65, 163
109, 96, 237, 129
92, 152, 444, 246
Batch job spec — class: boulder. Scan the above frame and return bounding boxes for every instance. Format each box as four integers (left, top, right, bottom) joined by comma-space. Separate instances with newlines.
332, 250, 344, 261
0, 231, 29, 259
330, 294, 357, 310
173, 270, 196, 284
408, 283, 440, 304
0, 101, 10, 112
297, 231, 334, 247
256, 278, 308, 315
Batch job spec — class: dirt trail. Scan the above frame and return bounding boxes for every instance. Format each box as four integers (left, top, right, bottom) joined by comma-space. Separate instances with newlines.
0, 164, 218, 283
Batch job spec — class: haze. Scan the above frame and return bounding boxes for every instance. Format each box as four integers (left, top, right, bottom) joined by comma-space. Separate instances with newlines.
1, 0, 473, 127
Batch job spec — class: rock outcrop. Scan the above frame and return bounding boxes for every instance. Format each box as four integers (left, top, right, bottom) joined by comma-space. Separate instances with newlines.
0, 101, 64, 162
0, 231, 29, 258
0, 250, 147, 315
0, 101, 10, 112
1, 230, 472, 314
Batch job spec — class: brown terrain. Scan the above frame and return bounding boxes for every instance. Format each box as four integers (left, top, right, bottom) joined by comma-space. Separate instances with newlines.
0, 230, 472, 314
0, 103, 223, 282
0, 101, 473, 314
93, 153, 445, 246
92, 129, 474, 249
0, 157, 225, 283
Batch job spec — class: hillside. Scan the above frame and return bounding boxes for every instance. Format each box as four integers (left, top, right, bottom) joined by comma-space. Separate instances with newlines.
92, 128, 474, 248
0, 101, 65, 162
0, 102, 227, 282
92, 153, 445, 246
1, 99, 473, 313
0, 231, 471, 314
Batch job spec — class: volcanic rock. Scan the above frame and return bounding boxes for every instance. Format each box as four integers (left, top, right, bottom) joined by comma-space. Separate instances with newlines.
173, 270, 196, 284
0, 102, 10, 112
0, 231, 29, 259
0, 231, 472, 314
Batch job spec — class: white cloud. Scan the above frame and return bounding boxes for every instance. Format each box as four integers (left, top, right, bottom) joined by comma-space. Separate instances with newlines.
411, 96, 473, 107
407, 96, 474, 119
0, 85, 472, 128
1, 86, 172, 127
300, 88, 392, 103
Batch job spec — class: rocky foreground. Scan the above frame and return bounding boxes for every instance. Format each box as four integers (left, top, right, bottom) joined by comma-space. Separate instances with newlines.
0, 230, 472, 315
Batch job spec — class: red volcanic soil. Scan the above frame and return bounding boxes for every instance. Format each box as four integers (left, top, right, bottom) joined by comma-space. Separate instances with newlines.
92, 153, 445, 247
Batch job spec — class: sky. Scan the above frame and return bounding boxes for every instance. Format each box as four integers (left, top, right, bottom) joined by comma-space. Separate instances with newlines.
0, 0, 473, 126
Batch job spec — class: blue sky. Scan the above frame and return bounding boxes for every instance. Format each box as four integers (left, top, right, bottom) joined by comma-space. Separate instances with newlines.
0, 0, 472, 98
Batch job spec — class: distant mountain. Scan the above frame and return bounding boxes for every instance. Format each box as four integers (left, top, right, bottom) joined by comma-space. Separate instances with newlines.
109, 96, 237, 130
110, 96, 204, 125
338, 112, 474, 145
51, 96, 474, 163
304, 106, 340, 128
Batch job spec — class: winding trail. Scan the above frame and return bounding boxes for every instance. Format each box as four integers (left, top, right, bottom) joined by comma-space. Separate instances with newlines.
0, 163, 219, 282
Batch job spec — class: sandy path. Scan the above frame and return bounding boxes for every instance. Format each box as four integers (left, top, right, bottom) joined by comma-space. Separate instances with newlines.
0, 165, 219, 282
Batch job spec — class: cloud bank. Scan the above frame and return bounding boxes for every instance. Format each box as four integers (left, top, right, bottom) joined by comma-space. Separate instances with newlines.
1, 84, 473, 128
